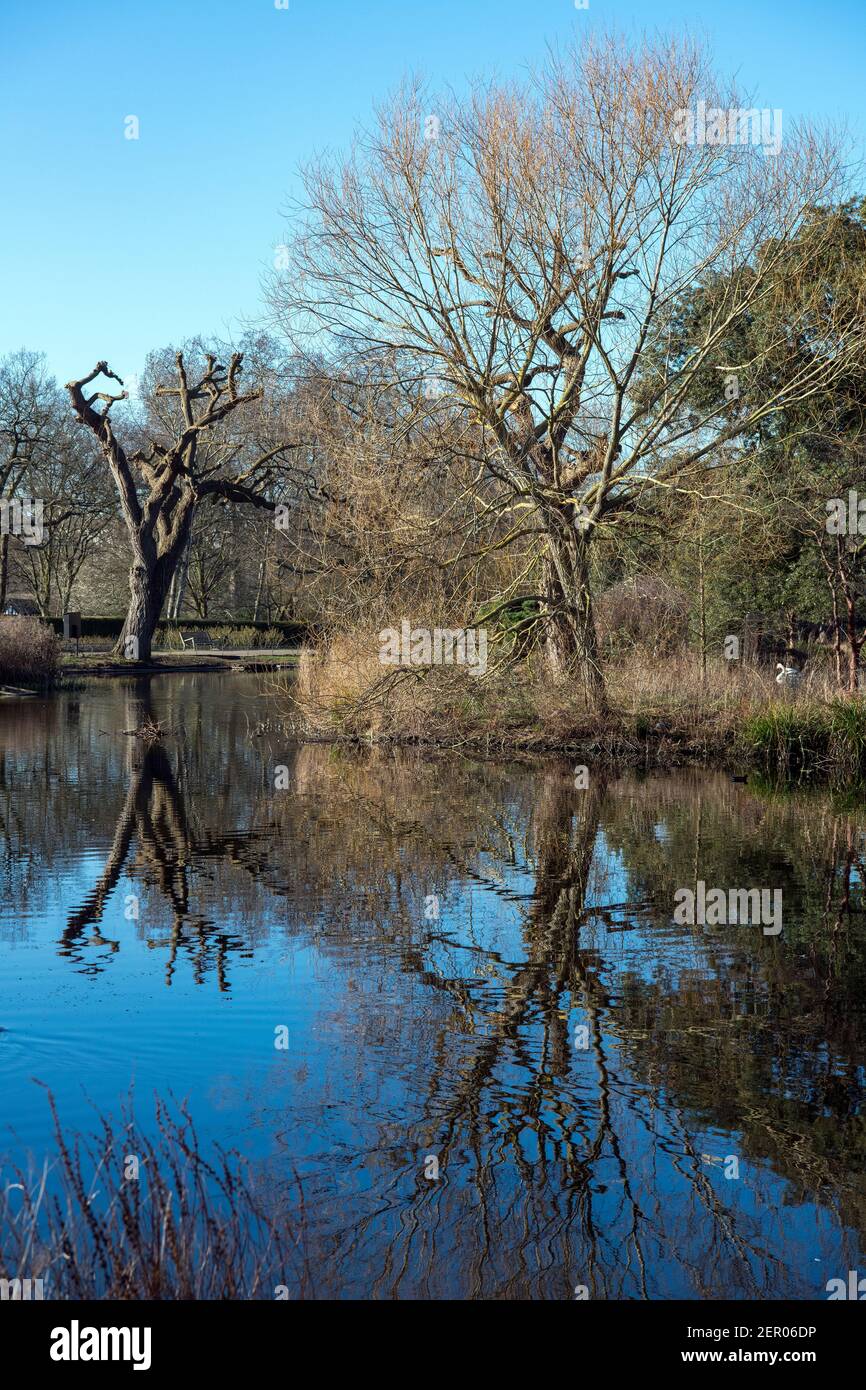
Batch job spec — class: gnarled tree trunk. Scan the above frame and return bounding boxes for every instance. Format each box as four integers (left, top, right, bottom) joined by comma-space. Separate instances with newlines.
542, 531, 606, 712
117, 559, 172, 662
115, 503, 195, 662
66, 355, 290, 667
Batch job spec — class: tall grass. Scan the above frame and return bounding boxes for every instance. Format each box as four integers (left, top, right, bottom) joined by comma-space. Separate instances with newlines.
0, 616, 60, 687
284, 626, 866, 777
287, 632, 779, 742
742, 698, 866, 778
0, 1092, 315, 1300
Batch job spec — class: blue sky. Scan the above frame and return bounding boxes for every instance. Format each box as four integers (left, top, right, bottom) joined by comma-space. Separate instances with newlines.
2, 0, 864, 385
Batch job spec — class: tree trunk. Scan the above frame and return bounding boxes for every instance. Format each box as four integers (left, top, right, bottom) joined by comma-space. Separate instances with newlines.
698, 532, 707, 681
845, 592, 861, 693
830, 592, 843, 689
841, 558, 861, 692
0, 532, 8, 613
252, 556, 266, 624
168, 529, 192, 621
542, 532, 606, 711
166, 571, 178, 622
115, 560, 170, 662
114, 494, 197, 662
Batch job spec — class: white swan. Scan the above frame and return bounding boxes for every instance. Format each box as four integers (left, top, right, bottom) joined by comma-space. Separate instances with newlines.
775, 662, 802, 688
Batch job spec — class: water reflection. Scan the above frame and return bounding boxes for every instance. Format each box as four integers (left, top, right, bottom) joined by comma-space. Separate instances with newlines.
1, 676, 865, 1298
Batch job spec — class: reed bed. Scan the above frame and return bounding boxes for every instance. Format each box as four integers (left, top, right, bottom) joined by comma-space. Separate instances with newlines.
0, 616, 61, 687
282, 629, 866, 779
0, 1091, 315, 1300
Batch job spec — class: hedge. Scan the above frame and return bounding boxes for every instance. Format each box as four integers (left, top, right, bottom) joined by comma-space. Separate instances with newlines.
43, 616, 309, 643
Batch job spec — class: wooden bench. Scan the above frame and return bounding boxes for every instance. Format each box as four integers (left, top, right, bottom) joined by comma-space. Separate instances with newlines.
179, 630, 214, 651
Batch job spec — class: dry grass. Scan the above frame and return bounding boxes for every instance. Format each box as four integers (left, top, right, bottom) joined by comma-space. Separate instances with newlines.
605, 650, 811, 725
0, 1091, 315, 1300
160, 625, 287, 651
291, 627, 537, 743
0, 616, 61, 687
283, 628, 862, 772
289, 631, 773, 741
294, 632, 388, 732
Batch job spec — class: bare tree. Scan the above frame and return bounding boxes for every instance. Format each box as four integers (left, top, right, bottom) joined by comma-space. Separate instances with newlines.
184, 508, 237, 619
806, 501, 866, 693
264, 356, 513, 635
270, 34, 866, 709
0, 350, 55, 611
66, 352, 295, 660
16, 422, 113, 616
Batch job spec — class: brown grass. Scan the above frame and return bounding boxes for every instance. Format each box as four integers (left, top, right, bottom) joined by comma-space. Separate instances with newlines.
283, 628, 851, 764
0, 616, 61, 687
0, 1091, 316, 1300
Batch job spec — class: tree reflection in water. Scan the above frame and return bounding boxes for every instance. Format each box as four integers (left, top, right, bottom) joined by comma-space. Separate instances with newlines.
1, 676, 864, 1297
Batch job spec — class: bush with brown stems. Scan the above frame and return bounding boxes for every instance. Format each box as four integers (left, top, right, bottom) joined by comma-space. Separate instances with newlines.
0, 616, 61, 686
596, 576, 691, 657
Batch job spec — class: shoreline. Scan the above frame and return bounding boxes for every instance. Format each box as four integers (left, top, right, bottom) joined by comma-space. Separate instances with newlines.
2, 655, 297, 694
58, 651, 300, 678
285, 724, 755, 774
6, 666, 865, 785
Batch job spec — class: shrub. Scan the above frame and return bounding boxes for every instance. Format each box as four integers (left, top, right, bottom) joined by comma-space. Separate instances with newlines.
473, 596, 543, 658
741, 697, 866, 778
0, 616, 61, 687
596, 575, 690, 656
208, 625, 285, 650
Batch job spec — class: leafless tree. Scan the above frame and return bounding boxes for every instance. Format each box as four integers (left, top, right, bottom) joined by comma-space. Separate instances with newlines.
66, 351, 297, 660
270, 33, 866, 708
15, 423, 114, 616
0, 351, 55, 611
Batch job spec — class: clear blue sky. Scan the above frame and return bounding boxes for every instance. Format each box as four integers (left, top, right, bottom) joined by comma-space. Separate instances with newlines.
2, 0, 864, 385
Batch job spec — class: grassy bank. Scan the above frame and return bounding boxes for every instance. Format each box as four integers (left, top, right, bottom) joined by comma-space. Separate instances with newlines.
283, 635, 866, 781
740, 698, 866, 780
60, 650, 299, 677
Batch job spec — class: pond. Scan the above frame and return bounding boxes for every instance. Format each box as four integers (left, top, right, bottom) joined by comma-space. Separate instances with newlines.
1, 673, 865, 1298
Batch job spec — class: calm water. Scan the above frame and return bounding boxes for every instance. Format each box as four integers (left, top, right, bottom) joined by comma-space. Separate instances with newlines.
1, 673, 865, 1298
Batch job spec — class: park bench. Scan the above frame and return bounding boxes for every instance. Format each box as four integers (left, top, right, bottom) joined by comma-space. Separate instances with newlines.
179, 630, 214, 651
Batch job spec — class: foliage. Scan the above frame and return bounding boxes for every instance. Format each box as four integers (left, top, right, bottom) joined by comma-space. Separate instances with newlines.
0, 616, 61, 686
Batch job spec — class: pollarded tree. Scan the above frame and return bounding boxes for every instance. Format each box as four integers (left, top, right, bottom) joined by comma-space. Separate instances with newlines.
66, 350, 296, 660
270, 34, 866, 709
